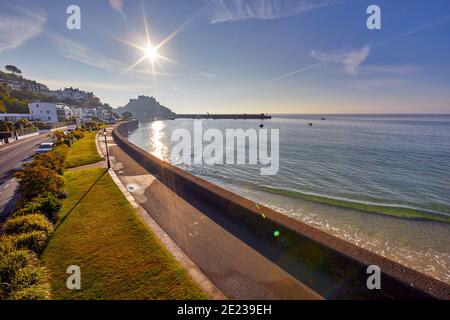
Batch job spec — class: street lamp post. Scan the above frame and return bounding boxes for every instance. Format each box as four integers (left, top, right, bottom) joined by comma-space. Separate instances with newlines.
102, 129, 111, 169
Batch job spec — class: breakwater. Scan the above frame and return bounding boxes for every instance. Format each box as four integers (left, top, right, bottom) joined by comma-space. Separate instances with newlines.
113, 120, 450, 299
174, 114, 271, 120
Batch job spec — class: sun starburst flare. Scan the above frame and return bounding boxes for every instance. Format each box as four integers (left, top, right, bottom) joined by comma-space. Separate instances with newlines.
118, 6, 187, 92
118, 5, 207, 89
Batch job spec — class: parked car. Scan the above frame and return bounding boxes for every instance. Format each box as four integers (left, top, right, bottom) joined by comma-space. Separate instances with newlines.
35, 142, 54, 154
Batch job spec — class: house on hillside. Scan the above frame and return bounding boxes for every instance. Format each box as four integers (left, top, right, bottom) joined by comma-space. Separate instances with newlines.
28, 102, 72, 123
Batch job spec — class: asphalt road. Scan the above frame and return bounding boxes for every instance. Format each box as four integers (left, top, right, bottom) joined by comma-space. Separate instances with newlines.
0, 135, 50, 221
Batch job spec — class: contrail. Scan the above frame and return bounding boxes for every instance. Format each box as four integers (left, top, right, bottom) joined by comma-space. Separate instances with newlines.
260, 63, 321, 86
373, 15, 450, 48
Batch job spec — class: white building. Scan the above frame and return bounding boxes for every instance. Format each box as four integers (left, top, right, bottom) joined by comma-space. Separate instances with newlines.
71, 107, 84, 119
28, 102, 72, 123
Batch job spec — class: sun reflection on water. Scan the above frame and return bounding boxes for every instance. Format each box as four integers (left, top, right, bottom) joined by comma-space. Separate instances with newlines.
148, 120, 167, 160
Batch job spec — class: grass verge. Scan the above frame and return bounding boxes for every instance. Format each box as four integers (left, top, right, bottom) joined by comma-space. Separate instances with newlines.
65, 132, 102, 168
42, 168, 207, 299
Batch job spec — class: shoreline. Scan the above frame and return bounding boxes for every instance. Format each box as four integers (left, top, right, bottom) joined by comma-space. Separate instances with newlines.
202, 176, 450, 285
113, 120, 450, 299
260, 186, 450, 224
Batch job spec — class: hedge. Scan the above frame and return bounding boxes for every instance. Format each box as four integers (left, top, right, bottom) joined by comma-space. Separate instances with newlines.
0, 246, 49, 300
14, 193, 62, 222
3, 214, 54, 236
13, 232, 49, 254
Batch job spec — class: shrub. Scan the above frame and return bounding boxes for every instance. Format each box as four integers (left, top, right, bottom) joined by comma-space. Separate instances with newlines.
0, 249, 35, 299
30, 152, 65, 175
14, 231, 49, 254
3, 214, 53, 236
0, 249, 34, 280
8, 283, 50, 300
71, 130, 85, 139
0, 234, 50, 300
27, 145, 68, 175
16, 165, 64, 200
63, 137, 75, 147
14, 193, 62, 222
0, 235, 16, 254
10, 264, 47, 292
52, 130, 66, 145
0, 250, 50, 300
53, 144, 69, 160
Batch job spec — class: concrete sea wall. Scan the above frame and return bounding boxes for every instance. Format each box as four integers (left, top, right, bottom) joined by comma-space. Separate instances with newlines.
113, 120, 449, 300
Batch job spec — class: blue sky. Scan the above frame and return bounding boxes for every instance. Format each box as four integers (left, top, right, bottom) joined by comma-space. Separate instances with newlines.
0, 0, 449, 113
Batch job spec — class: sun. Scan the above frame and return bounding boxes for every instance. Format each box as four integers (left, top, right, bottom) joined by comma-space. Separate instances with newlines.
119, 7, 201, 81
144, 45, 158, 61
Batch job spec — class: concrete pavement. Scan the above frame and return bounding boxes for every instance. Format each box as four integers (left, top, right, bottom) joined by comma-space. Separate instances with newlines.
100, 128, 322, 300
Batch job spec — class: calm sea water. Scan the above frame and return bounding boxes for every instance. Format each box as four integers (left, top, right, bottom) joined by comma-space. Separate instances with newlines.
128, 115, 450, 283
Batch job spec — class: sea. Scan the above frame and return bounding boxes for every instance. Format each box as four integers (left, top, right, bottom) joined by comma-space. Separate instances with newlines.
127, 114, 450, 284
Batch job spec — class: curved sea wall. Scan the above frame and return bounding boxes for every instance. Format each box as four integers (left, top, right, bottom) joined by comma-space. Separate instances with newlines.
113, 120, 449, 299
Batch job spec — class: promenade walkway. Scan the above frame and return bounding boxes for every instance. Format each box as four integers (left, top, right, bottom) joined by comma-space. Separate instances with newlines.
99, 127, 322, 300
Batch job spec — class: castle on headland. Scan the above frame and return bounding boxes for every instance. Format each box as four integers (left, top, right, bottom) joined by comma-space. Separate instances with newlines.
116, 95, 175, 119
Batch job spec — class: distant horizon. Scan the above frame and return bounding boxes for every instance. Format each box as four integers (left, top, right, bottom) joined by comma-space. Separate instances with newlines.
269, 113, 450, 116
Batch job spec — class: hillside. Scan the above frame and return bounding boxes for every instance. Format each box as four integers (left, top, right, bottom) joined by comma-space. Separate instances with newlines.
0, 70, 111, 113
0, 83, 31, 113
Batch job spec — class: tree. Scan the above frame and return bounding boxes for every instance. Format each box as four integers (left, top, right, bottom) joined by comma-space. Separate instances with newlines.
5, 65, 22, 75
14, 118, 34, 129
0, 121, 13, 132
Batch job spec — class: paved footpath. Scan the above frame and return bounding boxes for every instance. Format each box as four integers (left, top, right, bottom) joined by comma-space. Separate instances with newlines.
100, 128, 322, 300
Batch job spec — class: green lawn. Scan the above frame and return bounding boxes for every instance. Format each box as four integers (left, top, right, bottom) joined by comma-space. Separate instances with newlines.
65, 132, 102, 168
42, 168, 207, 300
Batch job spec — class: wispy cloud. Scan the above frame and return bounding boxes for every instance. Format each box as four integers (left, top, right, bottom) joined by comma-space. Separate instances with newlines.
49, 33, 216, 79
310, 46, 370, 75
207, 0, 332, 23
49, 33, 125, 72
108, 0, 126, 19
374, 15, 450, 48
260, 63, 320, 86
0, 4, 46, 53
